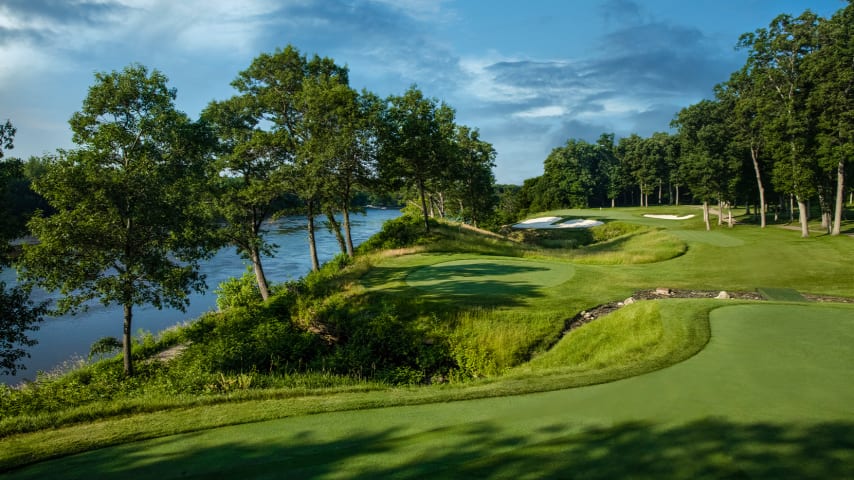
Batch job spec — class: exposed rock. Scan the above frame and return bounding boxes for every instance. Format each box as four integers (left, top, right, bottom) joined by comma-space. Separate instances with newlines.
624, 297, 635, 305
716, 291, 731, 299
655, 288, 672, 296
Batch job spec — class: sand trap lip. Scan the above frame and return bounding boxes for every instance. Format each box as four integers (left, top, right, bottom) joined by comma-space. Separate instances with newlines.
513, 217, 604, 229
643, 214, 696, 220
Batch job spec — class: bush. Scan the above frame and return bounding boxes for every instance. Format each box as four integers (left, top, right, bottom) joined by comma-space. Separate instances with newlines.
357, 214, 436, 252
215, 267, 263, 311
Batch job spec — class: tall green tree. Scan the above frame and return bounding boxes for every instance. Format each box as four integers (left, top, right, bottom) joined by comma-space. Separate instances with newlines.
231, 45, 349, 271
315, 89, 383, 256
738, 11, 821, 237
381, 86, 455, 232
202, 96, 284, 300
616, 134, 655, 207
0, 119, 15, 157
596, 133, 625, 208
717, 67, 771, 227
447, 125, 497, 227
0, 120, 45, 376
20, 65, 218, 376
673, 100, 741, 230
808, 3, 852, 235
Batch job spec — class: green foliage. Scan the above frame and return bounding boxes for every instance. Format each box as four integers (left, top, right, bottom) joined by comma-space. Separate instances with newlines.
88, 337, 121, 361
357, 213, 437, 251
0, 282, 45, 375
215, 268, 263, 311
19, 64, 220, 376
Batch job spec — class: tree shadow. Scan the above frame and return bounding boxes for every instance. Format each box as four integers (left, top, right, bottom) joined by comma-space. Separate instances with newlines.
10, 418, 854, 479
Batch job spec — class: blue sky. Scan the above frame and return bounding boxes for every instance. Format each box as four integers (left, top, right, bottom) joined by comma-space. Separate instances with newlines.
0, 0, 844, 184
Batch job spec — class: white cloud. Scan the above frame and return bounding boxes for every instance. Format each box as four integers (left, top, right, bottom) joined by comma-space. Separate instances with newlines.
514, 105, 566, 119
458, 56, 538, 103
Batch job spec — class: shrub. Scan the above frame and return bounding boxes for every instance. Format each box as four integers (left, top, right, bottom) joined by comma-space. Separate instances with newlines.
357, 214, 436, 252
215, 267, 263, 311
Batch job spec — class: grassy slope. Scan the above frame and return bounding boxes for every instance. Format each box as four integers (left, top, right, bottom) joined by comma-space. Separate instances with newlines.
6, 302, 853, 479
1, 207, 852, 474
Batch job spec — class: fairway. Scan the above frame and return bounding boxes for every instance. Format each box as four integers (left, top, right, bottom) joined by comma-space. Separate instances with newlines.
405, 257, 575, 296
10, 303, 853, 479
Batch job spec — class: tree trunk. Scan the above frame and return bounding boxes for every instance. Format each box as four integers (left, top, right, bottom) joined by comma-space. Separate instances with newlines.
307, 201, 320, 272
702, 201, 710, 231
750, 146, 766, 228
728, 205, 733, 228
343, 207, 354, 256
818, 190, 832, 233
797, 197, 809, 237
611, 197, 615, 208
717, 200, 724, 226
249, 247, 270, 301
418, 178, 430, 232
657, 180, 662, 205
675, 185, 680, 206
122, 303, 134, 376
832, 159, 844, 236
325, 210, 347, 255
789, 196, 795, 223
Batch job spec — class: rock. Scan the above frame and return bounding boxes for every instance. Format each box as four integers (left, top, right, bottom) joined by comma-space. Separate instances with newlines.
655, 288, 672, 296
715, 291, 730, 299
624, 297, 635, 305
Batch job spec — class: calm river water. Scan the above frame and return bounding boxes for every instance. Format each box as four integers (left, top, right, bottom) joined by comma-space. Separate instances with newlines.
1, 208, 400, 385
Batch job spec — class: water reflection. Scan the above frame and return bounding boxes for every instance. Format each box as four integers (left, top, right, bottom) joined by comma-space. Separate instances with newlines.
1, 208, 400, 384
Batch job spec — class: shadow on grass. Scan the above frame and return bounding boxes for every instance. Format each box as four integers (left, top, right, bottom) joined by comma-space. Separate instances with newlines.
361, 262, 554, 309
13, 419, 854, 479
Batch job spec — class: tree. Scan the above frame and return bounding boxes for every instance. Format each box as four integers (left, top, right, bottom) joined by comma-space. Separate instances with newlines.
808, 3, 853, 235
616, 134, 656, 207
738, 11, 821, 237
0, 119, 45, 376
596, 133, 625, 208
202, 96, 283, 300
447, 125, 497, 227
717, 67, 771, 227
231, 46, 350, 271
0, 119, 15, 158
20, 65, 218, 376
673, 100, 741, 230
381, 86, 456, 232
319, 89, 382, 256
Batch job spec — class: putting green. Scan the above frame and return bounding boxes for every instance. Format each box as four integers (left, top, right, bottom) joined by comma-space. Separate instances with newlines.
405, 257, 575, 296
11, 303, 853, 478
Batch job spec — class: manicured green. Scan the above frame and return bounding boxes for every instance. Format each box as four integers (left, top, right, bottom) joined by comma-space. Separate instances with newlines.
6, 302, 852, 478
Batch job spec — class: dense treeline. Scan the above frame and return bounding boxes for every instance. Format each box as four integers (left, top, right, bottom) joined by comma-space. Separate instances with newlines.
515, 3, 852, 234
1, 45, 498, 376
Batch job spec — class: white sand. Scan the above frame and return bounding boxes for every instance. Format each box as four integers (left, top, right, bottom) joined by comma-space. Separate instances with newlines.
643, 214, 696, 220
513, 217, 604, 229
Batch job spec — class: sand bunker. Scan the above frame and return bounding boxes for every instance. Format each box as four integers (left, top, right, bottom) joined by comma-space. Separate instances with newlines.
513, 217, 604, 229
643, 214, 696, 220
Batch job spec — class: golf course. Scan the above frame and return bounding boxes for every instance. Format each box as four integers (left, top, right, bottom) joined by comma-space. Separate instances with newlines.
1, 207, 853, 478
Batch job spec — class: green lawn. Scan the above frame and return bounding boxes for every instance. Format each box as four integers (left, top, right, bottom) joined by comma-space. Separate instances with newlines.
6, 302, 852, 478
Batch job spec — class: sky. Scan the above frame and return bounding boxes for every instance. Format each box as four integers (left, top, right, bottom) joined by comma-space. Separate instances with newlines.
0, 0, 845, 184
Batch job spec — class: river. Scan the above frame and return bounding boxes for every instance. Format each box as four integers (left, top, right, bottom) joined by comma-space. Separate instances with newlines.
1, 208, 400, 385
